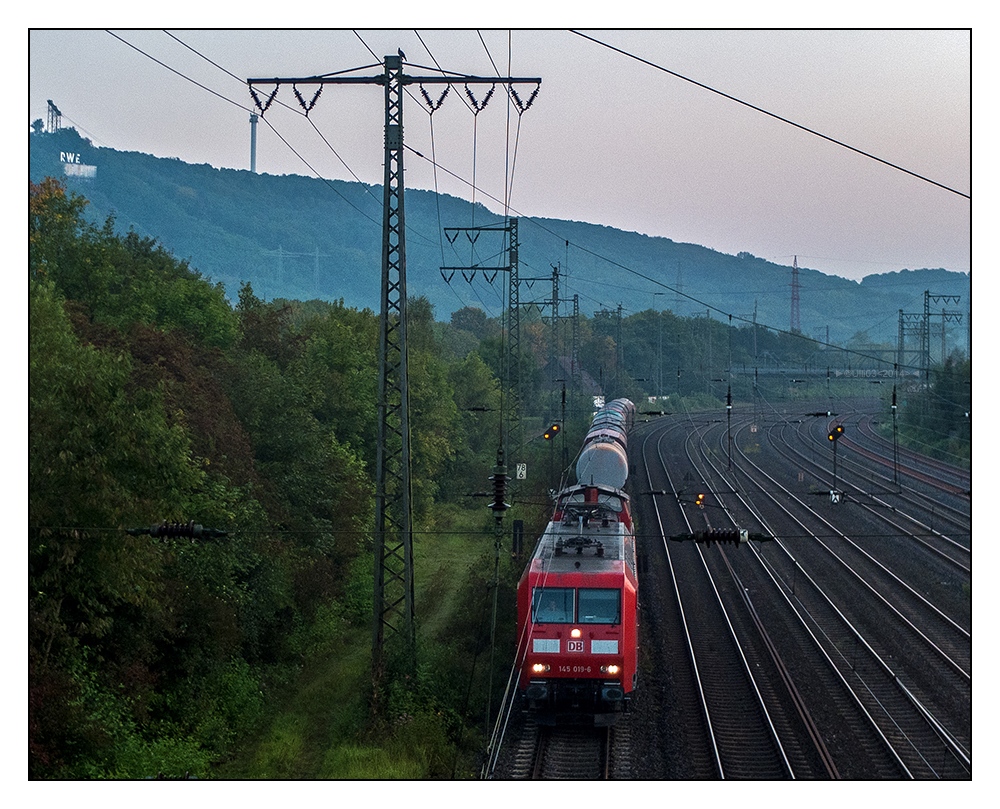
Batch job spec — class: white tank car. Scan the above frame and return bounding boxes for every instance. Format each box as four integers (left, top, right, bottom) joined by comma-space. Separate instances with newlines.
575, 439, 629, 490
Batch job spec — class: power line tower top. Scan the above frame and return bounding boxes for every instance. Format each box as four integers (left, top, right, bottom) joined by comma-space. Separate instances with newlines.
248, 54, 540, 696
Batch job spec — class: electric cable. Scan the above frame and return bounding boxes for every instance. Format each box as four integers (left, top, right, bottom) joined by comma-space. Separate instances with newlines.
108, 29, 957, 379
570, 29, 970, 201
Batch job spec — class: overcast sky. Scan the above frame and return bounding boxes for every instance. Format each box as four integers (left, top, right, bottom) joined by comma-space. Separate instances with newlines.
28, 26, 970, 284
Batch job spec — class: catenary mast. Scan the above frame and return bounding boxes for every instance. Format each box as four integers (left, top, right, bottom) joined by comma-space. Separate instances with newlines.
248, 54, 539, 694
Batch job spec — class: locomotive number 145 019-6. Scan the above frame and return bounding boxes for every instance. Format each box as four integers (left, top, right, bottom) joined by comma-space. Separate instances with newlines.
558, 665, 593, 674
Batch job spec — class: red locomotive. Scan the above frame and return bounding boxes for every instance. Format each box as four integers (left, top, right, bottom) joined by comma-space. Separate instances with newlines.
515, 399, 638, 725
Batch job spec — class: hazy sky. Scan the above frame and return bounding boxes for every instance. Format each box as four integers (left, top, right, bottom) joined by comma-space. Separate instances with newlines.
27, 27, 970, 283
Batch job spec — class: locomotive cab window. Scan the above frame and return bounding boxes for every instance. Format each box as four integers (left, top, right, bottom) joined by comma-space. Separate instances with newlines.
532, 588, 574, 623
578, 588, 621, 624
598, 493, 622, 512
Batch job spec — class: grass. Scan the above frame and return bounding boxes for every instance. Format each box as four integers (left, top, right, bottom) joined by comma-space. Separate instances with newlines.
414, 506, 498, 641
214, 502, 498, 779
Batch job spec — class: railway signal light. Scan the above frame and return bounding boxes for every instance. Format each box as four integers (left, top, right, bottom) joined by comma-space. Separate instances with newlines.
695, 493, 705, 508
828, 424, 845, 442
543, 423, 560, 440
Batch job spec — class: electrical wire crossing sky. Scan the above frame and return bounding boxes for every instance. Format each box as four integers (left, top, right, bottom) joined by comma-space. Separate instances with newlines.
27, 28, 970, 285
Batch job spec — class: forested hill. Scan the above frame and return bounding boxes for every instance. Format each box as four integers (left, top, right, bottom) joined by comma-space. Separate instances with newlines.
30, 127, 968, 345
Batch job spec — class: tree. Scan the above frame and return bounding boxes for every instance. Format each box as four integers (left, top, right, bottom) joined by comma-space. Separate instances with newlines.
30, 179, 239, 349
450, 306, 491, 339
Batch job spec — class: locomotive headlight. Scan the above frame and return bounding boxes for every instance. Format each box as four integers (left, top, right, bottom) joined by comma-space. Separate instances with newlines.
531, 663, 550, 674
601, 664, 621, 675
570, 628, 582, 638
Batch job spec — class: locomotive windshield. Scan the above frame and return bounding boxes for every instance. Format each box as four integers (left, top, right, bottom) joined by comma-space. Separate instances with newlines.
532, 588, 574, 623
578, 588, 621, 624
532, 587, 620, 624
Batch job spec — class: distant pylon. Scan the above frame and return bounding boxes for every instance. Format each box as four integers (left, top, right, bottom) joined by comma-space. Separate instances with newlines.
249, 113, 258, 173
46, 100, 62, 132
790, 256, 801, 333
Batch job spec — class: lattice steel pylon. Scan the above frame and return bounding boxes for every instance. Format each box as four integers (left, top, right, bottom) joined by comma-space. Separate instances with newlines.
46, 100, 62, 132
249, 55, 540, 692
898, 309, 924, 371
372, 54, 416, 679
923, 290, 962, 381
790, 255, 801, 334
441, 218, 522, 460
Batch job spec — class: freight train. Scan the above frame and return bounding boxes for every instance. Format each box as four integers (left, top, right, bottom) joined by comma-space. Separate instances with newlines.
515, 398, 638, 725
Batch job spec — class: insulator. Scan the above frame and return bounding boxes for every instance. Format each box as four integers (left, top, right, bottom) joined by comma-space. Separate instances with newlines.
130, 521, 227, 540
489, 467, 509, 514
669, 529, 766, 545
509, 84, 541, 114
419, 84, 449, 112
700, 529, 733, 546
293, 84, 323, 114
151, 521, 197, 538
465, 83, 496, 113
249, 84, 279, 114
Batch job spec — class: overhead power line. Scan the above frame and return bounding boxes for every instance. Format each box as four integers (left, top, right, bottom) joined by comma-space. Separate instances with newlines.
106, 30, 387, 231
571, 30, 970, 201
100, 30, 951, 373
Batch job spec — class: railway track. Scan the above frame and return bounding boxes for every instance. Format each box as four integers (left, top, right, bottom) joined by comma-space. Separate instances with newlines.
633, 406, 970, 778
854, 413, 971, 496
487, 399, 970, 779
695, 409, 971, 776
500, 717, 622, 779
637, 422, 815, 778
787, 416, 971, 555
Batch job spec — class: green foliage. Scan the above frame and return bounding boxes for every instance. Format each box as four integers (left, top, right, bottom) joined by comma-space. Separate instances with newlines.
247, 713, 307, 778
288, 600, 350, 659
30, 179, 239, 349
29, 278, 204, 530
286, 297, 378, 467
192, 659, 266, 752
28, 177, 551, 780
339, 554, 376, 627
898, 354, 971, 466
29, 277, 196, 701
28, 180, 385, 778
60, 660, 214, 779
225, 293, 374, 556
443, 351, 504, 496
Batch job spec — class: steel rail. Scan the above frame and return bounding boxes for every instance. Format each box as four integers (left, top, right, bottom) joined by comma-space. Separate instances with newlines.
722, 418, 971, 773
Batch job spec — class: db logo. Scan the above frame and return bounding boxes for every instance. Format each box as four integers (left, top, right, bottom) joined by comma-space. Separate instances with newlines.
567, 640, 584, 653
